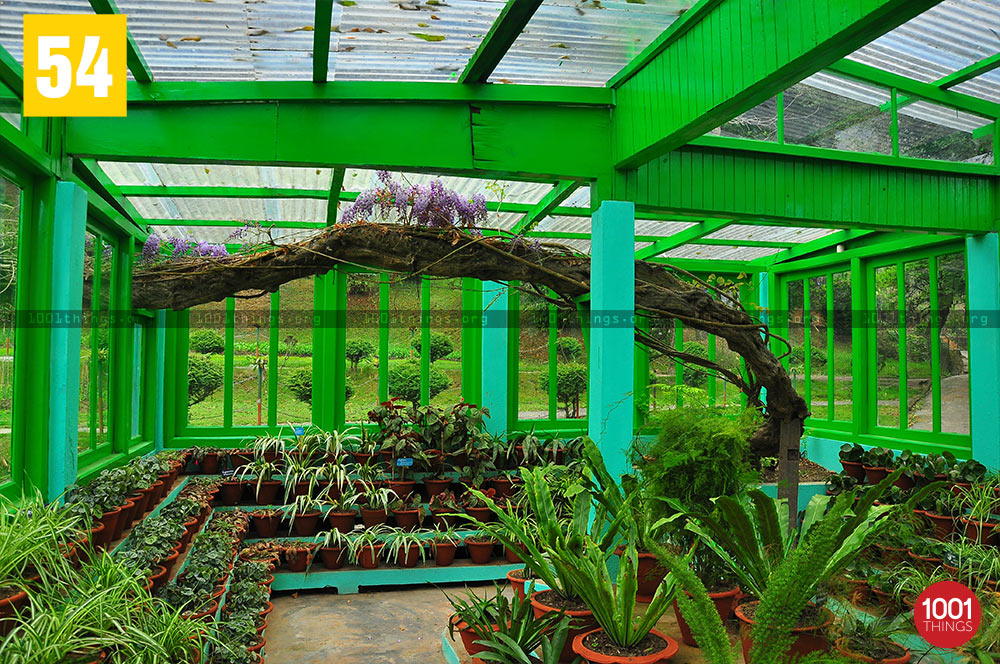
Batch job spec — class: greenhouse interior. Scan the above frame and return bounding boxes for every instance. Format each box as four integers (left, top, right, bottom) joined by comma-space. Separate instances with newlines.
3, 0, 1000, 662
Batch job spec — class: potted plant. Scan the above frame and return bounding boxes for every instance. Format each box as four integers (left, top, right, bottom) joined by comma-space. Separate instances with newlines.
323, 490, 359, 534
672, 546, 741, 648
429, 491, 462, 529
834, 613, 911, 663
390, 493, 423, 531
319, 460, 353, 501
947, 458, 988, 492
192, 446, 226, 475
917, 493, 959, 539
839, 443, 866, 480
957, 479, 1000, 545
358, 484, 397, 528
464, 532, 497, 565
461, 487, 497, 523
249, 508, 282, 539
282, 540, 317, 573
316, 529, 349, 570
233, 458, 283, 506
430, 526, 462, 567
826, 472, 860, 496
906, 537, 945, 574
861, 448, 895, 484
349, 526, 388, 569
284, 494, 325, 537
349, 427, 381, 467
383, 528, 426, 568
282, 450, 326, 501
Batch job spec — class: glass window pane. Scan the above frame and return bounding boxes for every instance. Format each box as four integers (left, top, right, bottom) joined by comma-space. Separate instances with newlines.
131, 323, 143, 439
0, 178, 17, 481
386, 275, 421, 407
276, 278, 314, 428
784, 73, 892, 155
904, 259, 932, 431
938, 253, 969, 435
232, 295, 270, 427
429, 278, 462, 409
518, 289, 549, 420
875, 264, 900, 428
831, 272, 853, 422
79, 231, 95, 452
187, 302, 225, 427
95, 237, 112, 449
646, 317, 674, 413
786, 280, 805, 404
345, 273, 380, 423
808, 276, 829, 420
718, 97, 778, 141
898, 100, 993, 164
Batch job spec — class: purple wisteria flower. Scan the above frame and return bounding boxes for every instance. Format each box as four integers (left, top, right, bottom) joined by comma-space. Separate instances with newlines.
340, 174, 494, 229
140, 234, 161, 263
167, 236, 190, 259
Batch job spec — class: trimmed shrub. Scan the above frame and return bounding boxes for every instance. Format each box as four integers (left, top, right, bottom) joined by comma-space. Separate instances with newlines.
287, 368, 352, 405
556, 337, 583, 362
388, 361, 450, 407
188, 354, 223, 406
680, 341, 709, 388
411, 332, 454, 363
345, 339, 376, 371
190, 329, 225, 355
538, 363, 587, 418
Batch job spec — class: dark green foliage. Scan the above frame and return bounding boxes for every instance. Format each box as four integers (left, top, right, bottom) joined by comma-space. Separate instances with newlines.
387, 361, 450, 407
187, 354, 223, 406
788, 345, 826, 368
345, 339, 376, 370
631, 406, 758, 514
412, 332, 454, 363
287, 368, 351, 404
681, 341, 709, 388
189, 329, 225, 354
556, 336, 583, 361
538, 363, 587, 418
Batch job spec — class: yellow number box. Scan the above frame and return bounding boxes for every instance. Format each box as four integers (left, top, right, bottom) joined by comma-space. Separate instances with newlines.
23, 14, 127, 117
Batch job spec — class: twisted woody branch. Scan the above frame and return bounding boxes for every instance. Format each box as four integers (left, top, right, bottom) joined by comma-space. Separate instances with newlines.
127, 223, 808, 454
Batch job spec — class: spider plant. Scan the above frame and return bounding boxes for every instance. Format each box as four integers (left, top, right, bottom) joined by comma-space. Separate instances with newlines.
360, 483, 398, 512
324, 427, 362, 458
248, 434, 285, 461
232, 457, 282, 502
321, 460, 354, 496
283, 494, 326, 530
887, 563, 949, 605
282, 450, 326, 501
321, 487, 360, 514
347, 524, 390, 564
382, 528, 428, 565
961, 593, 1000, 662
354, 458, 384, 485
0, 493, 79, 593
956, 478, 1000, 524
316, 528, 351, 550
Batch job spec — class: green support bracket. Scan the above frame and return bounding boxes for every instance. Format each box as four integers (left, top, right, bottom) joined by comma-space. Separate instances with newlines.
327, 167, 346, 225
509, 180, 580, 235
458, 0, 543, 84
87, 0, 154, 84
877, 52, 1000, 113
634, 220, 729, 261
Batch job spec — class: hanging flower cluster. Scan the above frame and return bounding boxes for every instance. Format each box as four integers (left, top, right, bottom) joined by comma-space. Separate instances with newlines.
341, 171, 488, 228
137, 233, 229, 265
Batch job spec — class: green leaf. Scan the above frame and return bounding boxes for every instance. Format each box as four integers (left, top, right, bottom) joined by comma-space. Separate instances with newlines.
411, 32, 445, 41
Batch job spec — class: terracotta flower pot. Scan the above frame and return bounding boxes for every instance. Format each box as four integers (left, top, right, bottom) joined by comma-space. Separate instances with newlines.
198, 452, 220, 475
357, 544, 383, 569
230, 451, 254, 469
253, 480, 282, 506
923, 512, 956, 540
147, 565, 169, 593
962, 518, 999, 546
392, 509, 421, 531
113, 499, 136, 540
252, 512, 281, 538
614, 547, 667, 603
396, 543, 423, 568
319, 546, 346, 570
863, 466, 892, 484
466, 506, 493, 523
507, 569, 537, 600
466, 537, 496, 564
159, 548, 181, 575
185, 598, 219, 622
673, 586, 740, 647
292, 511, 322, 537
840, 460, 866, 481
735, 601, 832, 662
844, 578, 871, 606
89, 521, 109, 551
292, 481, 313, 499
360, 507, 389, 528
219, 481, 243, 506
430, 508, 460, 529
531, 591, 597, 664
387, 480, 416, 498
505, 545, 525, 564
875, 544, 908, 566
148, 480, 166, 510
285, 548, 313, 573
434, 541, 457, 566
351, 452, 375, 466
907, 550, 942, 575
449, 615, 499, 658
834, 637, 911, 663
98, 507, 122, 545
572, 627, 679, 664
490, 476, 515, 498
423, 478, 452, 498
327, 511, 357, 534
0, 587, 29, 636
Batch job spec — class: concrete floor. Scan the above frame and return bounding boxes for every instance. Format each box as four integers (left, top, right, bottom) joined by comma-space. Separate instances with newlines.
263, 584, 718, 664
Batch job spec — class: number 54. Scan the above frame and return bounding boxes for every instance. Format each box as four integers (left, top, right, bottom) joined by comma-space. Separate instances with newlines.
36, 35, 113, 99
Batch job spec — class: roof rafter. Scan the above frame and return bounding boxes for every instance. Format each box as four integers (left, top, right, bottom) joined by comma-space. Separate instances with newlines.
509, 180, 580, 234
611, 0, 942, 168
876, 52, 1000, 113
313, 0, 334, 84
458, 0, 543, 84
0, 44, 23, 100
754, 229, 874, 266
634, 220, 729, 260
77, 159, 147, 230
88, 0, 153, 84
326, 167, 345, 225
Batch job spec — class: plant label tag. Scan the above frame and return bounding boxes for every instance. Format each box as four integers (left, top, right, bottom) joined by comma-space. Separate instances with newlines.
221, 469, 235, 477
397, 457, 414, 467
294, 426, 305, 436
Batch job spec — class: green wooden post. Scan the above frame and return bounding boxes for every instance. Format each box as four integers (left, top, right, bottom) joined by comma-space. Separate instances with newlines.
154, 310, 165, 451
588, 201, 635, 481
223, 299, 235, 429
378, 276, 390, 403
420, 277, 431, 406
966, 233, 1000, 470
461, 278, 482, 406
312, 274, 326, 429
852, 258, 870, 438
481, 281, 508, 436
547, 300, 558, 420
331, 269, 347, 430
268, 291, 279, 427
47, 181, 87, 500
507, 283, 520, 429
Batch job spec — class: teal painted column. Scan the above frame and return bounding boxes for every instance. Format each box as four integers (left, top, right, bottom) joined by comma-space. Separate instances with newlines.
758, 272, 770, 404
588, 201, 635, 481
481, 281, 508, 437
48, 181, 87, 500
966, 233, 1000, 470
154, 310, 166, 451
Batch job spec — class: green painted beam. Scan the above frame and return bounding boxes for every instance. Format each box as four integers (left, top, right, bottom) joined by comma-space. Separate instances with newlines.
119, 185, 333, 199
458, 0, 543, 84
689, 238, 796, 248
877, 52, 1000, 112
326, 167, 345, 225
509, 180, 579, 234
612, 0, 941, 168
634, 220, 729, 260
124, 80, 611, 106
0, 43, 23, 99
313, 0, 334, 84
77, 158, 147, 230
756, 229, 874, 266
0, 116, 55, 179
146, 219, 326, 229
621, 144, 996, 234
828, 60, 1000, 120
88, 0, 153, 84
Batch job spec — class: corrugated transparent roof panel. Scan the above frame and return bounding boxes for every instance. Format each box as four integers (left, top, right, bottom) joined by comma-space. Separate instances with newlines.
130, 197, 327, 223
702, 225, 838, 244
898, 100, 994, 163
548, 237, 589, 254
99, 162, 335, 189
0, 0, 95, 64
332, 0, 505, 82
845, 0, 1000, 83
479, 211, 523, 231
714, 97, 778, 142
533, 216, 697, 238
148, 224, 319, 245
660, 244, 782, 261
951, 69, 1000, 104
783, 72, 892, 155
561, 186, 591, 209
1, 113, 18, 129
489, 0, 692, 86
